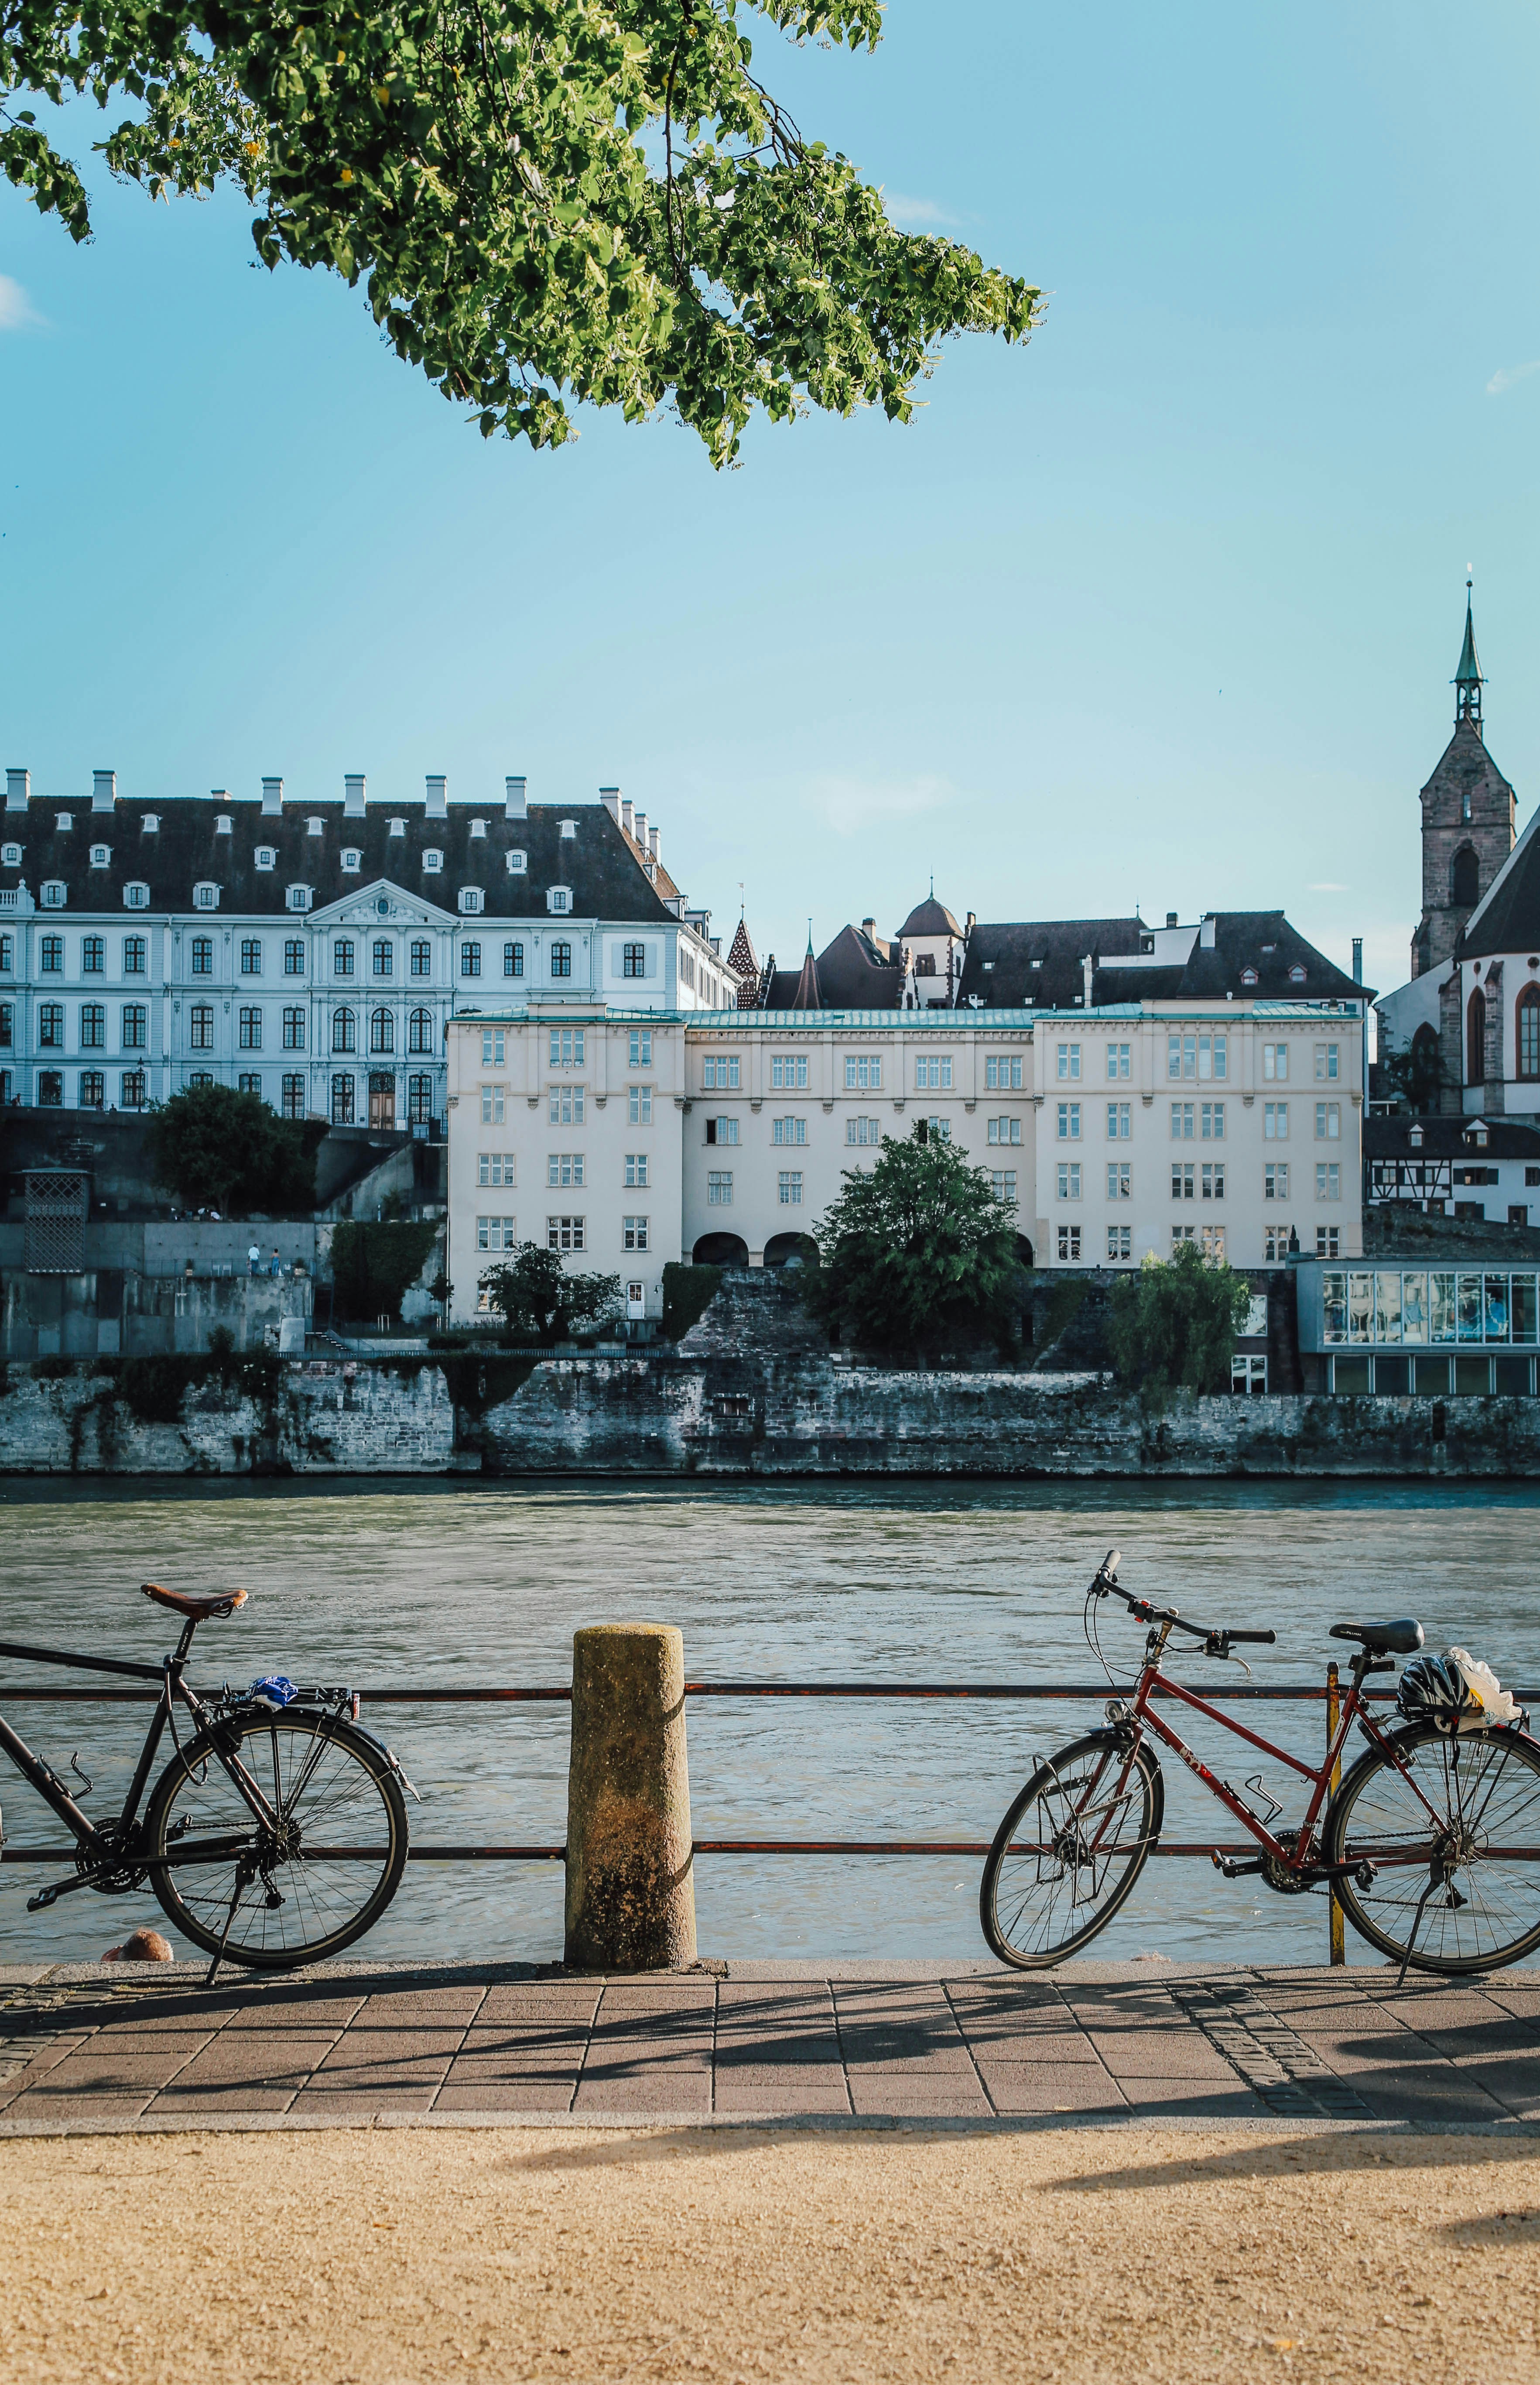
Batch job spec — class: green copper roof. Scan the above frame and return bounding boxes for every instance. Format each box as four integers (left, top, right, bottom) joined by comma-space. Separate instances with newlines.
1456, 593, 1483, 686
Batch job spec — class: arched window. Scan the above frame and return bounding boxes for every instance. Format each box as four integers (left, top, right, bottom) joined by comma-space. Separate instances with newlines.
408, 1007, 433, 1054
1518, 984, 1540, 1081
1451, 845, 1480, 908
1467, 987, 1486, 1083
332, 1007, 356, 1054
1411, 1022, 1440, 1110
370, 1007, 394, 1055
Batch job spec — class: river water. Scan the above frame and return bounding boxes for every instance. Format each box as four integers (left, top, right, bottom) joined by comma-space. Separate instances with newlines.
0, 1478, 1536, 1971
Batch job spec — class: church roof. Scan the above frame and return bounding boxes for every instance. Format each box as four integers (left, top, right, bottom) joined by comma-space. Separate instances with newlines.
1457, 803, 1540, 959
899, 895, 962, 939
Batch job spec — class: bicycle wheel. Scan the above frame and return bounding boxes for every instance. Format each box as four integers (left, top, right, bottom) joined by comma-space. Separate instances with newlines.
145, 1707, 409, 1968
980, 1731, 1163, 1969
1325, 1723, 1540, 1975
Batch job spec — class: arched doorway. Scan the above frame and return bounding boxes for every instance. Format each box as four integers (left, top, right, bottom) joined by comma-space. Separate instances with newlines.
763, 1232, 818, 1268
1467, 987, 1487, 1084
692, 1232, 748, 1267
1452, 845, 1480, 908
1013, 1232, 1035, 1269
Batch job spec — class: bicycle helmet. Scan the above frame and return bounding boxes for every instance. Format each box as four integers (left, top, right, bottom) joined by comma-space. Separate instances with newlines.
1396, 1652, 1479, 1732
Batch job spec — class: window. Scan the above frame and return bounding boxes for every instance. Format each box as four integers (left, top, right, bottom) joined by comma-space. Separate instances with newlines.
1264, 1101, 1288, 1140
1265, 1223, 1294, 1261
1317, 1226, 1341, 1259
481, 1086, 505, 1125
1107, 1163, 1131, 1199
1468, 987, 1487, 1082
411, 939, 431, 978
479, 1154, 515, 1187
548, 1154, 585, 1188
482, 1031, 506, 1066
624, 1154, 648, 1187
983, 1054, 1021, 1090
1057, 1223, 1081, 1261
1057, 1101, 1081, 1139
550, 1029, 585, 1066
1106, 1043, 1131, 1081
773, 1116, 808, 1145
281, 1074, 304, 1119
333, 939, 355, 978
332, 1008, 356, 1053
79, 1069, 105, 1107
1317, 1163, 1341, 1202
503, 941, 524, 979
121, 1070, 147, 1109
1201, 1225, 1226, 1261
987, 1116, 1022, 1145
240, 938, 262, 976
409, 1008, 432, 1054
1172, 1224, 1196, 1248
40, 934, 63, 973
629, 1084, 653, 1125
38, 1001, 64, 1048
924, 1117, 951, 1144
630, 1030, 652, 1067
0, 1003, 9, 1051
1056, 1162, 1081, 1199
255, 846, 276, 872
1170, 1101, 1194, 1139
272, 1004, 302, 1052
1167, 1031, 1227, 1083
548, 888, 571, 915
846, 1055, 884, 1090
778, 1171, 804, 1205
915, 1054, 953, 1090
121, 934, 146, 975
618, 1216, 648, 1253
369, 1008, 394, 1055
1518, 986, 1540, 1080
122, 1002, 147, 1050
478, 1215, 519, 1251
341, 848, 362, 875
1107, 1224, 1131, 1260
188, 935, 216, 978
80, 1002, 105, 1049
1057, 1043, 1081, 1081
680, 950, 697, 993
238, 1071, 261, 1096
461, 943, 482, 979
422, 849, 443, 874
547, 1216, 585, 1251
37, 1070, 62, 1104
549, 942, 572, 978
189, 1003, 214, 1051
41, 881, 65, 908
287, 885, 312, 912
1107, 1102, 1131, 1138
1314, 1042, 1340, 1082
1172, 1162, 1194, 1199
238, 1006, 261, 1050
708, 1171, 733, 1204
193, 881, 219, 909
1315, 1101, 1341, 1141
331, 1074, 355, 1124
1265, 1162, 1290, 1200
459, 888, 484, 915
704, 1055, 739, 1089
0, 935, 11, 974
1201, 1101, 1224, 1140
1201, 1162, 1225, 1200
372, 939, 393, 977
123, 881, 150, 910
848, 1117, 882, 1146
773, 1055, 810, 1090
506, 850, 527, 875
468, 819, 487, 840
622, 942, 647, 978
1262, 1042, 1288, 1081
408, 1074, 433, 1126
549, 1084, 585, 1125
82, 935, 104, 974
992, 1170, 1018, 1204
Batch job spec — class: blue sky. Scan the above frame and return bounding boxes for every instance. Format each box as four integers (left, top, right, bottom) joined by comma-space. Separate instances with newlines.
4, 2, 1540, 996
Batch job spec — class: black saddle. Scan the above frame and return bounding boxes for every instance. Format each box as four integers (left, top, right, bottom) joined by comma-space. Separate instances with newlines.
1328, 1619, 1425, 1656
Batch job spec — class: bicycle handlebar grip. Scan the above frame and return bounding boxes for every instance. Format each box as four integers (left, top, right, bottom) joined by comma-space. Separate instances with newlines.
1101, 1549, 1121, 1577
1229, 1630, 1277, 1645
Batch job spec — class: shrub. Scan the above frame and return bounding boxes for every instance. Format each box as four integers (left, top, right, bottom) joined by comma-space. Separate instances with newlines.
1108, 1243, 1253, 1405
331, 1222, 440, 1323
478, 1244, 621, 1344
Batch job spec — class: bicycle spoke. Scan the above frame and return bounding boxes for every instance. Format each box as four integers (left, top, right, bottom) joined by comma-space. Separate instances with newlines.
1331, 1726, 1540, 1973
983, 1735, 1158, 1967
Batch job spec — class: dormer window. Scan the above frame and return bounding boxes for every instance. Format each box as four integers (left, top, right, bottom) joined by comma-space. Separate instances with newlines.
1240, 966, 1258, 987
1289, 964, 1307, 985
469, 818, 488, 839
1410, 1124, 1424, 1148
1140, 936, 1154, 954
1, 843, 20, 867
341, 848, 362, 873
560, 819, 578, 840
1261, 943, 1276, 955
548, 885, 572, 915
422, 849, 443, 874
458, 886, 485, 915
287, 884, 313, 912
140, 814, 159, 834
55, 812, 72, 832
255, 846, 276, 871
388, 817, 406, 837
89, 844, 110, 868
1471, 1123, 1489, 1148
123, 882, 149, 910
506, 850, 527, 874
306, 816, 324, 837
41, 880, 66, 907
193, 881, 219, 910
215, 813, 233, 836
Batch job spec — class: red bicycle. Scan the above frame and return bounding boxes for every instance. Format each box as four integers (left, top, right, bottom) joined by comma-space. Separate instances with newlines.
980, 1550, 1540, 1975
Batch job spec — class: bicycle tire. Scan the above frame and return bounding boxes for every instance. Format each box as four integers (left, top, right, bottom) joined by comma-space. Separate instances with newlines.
1325, 1721, 1540, 1975
980, 1730, 1163, 1969
145, 1707, 409, 1969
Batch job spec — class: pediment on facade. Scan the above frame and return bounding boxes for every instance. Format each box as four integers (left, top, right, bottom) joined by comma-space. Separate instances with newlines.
310, 878, 456, 930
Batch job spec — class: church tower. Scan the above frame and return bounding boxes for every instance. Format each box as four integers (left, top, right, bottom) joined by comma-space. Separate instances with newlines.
1411, 587, 1516, 977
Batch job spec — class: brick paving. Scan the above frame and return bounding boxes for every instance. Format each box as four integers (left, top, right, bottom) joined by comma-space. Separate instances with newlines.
0, 1958, 1537, 2131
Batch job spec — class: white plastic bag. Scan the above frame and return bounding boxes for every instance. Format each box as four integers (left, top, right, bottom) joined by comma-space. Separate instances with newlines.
1448, 1647, 1522, 1731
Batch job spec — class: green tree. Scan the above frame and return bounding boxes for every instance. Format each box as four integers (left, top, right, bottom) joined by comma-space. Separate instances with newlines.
1107, 1242, 1253, 1405
145, 1082, 320, 1215
805, 1122, 1022, 1352
479, 1242, 621, 1342
331, 1220, 441, 1321
3, 2, 1040, 467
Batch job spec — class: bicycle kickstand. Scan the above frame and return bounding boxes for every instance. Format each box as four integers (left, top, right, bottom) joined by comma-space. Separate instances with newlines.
1395, 1868, 1462, 1991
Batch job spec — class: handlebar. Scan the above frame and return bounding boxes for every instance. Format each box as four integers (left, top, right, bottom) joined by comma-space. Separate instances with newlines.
1090, 1551, 1277, 1653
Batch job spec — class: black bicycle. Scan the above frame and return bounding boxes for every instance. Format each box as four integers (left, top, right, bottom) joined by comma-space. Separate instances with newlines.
0, 1583, 412, 1978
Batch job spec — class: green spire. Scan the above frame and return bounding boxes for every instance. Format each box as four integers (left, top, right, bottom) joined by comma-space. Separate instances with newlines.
1454, 579, 1484, 726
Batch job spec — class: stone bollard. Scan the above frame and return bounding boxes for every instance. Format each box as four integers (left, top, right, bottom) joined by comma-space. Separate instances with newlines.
564, 1623, 697, 1971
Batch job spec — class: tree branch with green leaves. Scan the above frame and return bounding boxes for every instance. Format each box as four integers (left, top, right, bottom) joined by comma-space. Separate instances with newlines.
3, 0, 1041, 463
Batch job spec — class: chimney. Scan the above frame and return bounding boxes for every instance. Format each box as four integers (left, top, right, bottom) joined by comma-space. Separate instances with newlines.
1082, 953, 1094, 1008
92, 769, 116, 812
261, 776, 284, 816
1352, 936, 1363, 984
861, 916, 877, 939
965, 911, 976, 936
1200, 912, 1216, 949
505, 775, 527, 821
633, 810, 648, 857
5, 768, 29, 813
647, 824, 661, 868
344, 773, 366, 817
620, 798, 634, 837
425, 774, 447, 819
1165, 910, 1177, 929
599, 785, 622, 827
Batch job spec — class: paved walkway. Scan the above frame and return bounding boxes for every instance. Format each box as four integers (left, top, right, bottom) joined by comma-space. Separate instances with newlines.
2, 1958, 1538, 2131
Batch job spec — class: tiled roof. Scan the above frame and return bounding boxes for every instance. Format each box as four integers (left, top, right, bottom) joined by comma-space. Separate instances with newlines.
957, 916, 1146, 1007
1457, 804, 1540, 960
1365, 1114, 1540, 1161
899, 896, 962, 938
957, 911, 1367, 1008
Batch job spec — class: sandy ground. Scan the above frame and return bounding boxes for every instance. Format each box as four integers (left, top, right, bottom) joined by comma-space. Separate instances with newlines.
0, 2125, 1538, 2384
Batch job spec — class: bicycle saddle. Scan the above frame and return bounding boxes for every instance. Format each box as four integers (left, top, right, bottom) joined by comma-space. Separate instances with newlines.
1328, 1618, 1424, 1655
141, 1583, 249, 1621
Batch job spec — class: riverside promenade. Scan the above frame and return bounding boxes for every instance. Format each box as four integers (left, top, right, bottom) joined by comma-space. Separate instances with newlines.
3, 1957, 1540, 2131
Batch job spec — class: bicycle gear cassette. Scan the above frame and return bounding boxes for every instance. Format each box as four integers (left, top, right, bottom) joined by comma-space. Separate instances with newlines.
1259, 1830, 1318, 1895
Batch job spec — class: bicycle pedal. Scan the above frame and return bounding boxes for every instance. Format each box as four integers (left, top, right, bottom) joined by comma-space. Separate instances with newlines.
26, 1884, 62, 1912
1211, 1854, 1264, 1879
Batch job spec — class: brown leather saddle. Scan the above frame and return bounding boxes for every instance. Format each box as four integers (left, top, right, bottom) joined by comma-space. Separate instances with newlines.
141, 1582, 249, 1621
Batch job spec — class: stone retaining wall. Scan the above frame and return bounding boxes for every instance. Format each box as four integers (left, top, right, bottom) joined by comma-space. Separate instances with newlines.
0, 1360, 454, 1474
